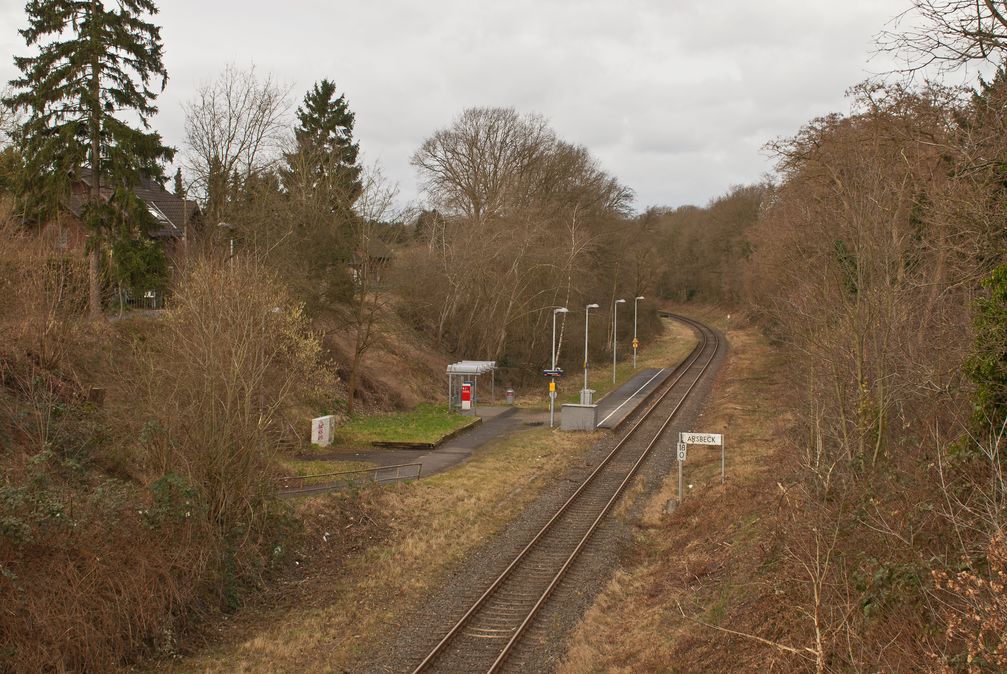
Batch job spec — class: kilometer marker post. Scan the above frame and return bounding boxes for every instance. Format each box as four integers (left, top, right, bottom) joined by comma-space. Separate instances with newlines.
677, 433, 687, 504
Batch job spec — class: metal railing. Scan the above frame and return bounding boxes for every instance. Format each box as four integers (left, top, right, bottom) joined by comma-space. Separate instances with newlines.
114, 288, 165, 310
275, 462, 423, 495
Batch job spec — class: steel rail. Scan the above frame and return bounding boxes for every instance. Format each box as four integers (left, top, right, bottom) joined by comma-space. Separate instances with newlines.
487, 315, 719, 671
411, 315, 720, 673
411, 319, 708, 673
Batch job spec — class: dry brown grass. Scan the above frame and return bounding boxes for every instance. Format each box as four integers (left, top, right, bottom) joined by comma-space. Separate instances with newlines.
559, 313, 810, 674
0, 213, 215, 671
157, 426, 605, 673
154, 310, 708, 672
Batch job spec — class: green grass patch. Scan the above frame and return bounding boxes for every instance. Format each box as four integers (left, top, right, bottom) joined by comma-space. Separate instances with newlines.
333, 403, 478, 446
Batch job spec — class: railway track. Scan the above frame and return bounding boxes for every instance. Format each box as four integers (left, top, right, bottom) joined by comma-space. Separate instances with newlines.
411, 313, 721, 673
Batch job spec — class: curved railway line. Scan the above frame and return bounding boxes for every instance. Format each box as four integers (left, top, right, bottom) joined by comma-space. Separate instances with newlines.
411, 313, 722, 673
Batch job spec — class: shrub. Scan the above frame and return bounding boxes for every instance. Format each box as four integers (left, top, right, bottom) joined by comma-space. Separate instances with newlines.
132, 256, 322, 560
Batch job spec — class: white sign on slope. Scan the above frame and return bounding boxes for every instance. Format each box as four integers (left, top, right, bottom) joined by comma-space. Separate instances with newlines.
311, 415, 335, 447
682, 432, 722, 446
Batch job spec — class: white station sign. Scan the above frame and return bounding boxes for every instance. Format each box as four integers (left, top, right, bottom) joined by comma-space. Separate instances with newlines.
682, 432, 722, 446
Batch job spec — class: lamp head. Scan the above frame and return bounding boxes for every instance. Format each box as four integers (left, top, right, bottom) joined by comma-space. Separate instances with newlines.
554, 307, 570, 314
615, 298, 627, 304
586, 303, 599, 310
636, 295, 645, 301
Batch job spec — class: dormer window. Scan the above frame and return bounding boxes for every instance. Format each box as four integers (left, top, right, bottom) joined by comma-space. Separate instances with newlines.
147, 203, 170, 225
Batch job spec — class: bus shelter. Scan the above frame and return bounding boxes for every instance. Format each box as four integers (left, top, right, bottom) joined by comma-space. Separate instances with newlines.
447, 360, 496, 414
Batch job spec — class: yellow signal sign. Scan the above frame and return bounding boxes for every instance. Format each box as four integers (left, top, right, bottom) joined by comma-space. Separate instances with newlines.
632, 338, 639, 349
549, 381, 556, 393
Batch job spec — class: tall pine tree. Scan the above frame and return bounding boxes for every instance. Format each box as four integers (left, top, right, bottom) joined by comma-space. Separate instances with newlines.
283, 79, 361, 214
5, 0, 174, 318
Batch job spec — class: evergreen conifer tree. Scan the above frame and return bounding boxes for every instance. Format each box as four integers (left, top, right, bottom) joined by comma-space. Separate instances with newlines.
5, 0, 174, 318
284, 80, 361, 213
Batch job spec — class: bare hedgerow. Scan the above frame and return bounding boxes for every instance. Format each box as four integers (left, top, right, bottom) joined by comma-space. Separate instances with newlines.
132, 256, 324, 549
0, 201, 88, 452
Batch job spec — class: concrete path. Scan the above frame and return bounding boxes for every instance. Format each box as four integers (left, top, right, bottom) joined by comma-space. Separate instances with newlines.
593, 367, 672, 429
306, 406, 550, 479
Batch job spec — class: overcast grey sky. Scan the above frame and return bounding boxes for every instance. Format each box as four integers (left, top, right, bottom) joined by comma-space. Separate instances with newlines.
0, 0, 943, 211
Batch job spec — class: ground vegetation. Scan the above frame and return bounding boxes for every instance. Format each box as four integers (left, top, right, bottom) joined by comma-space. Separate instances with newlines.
564, 75, 1007, 672
0, 205, 334, 670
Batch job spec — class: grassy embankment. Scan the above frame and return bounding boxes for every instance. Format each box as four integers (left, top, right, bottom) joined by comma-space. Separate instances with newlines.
162, 431, 606, 672
566, 316, 701, 404
155, 316, 699, 673
559, 306, 803, 673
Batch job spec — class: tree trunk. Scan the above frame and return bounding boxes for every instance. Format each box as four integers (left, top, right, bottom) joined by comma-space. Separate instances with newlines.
346, 363, 359, 416
88, 248, 101, 319
87, 0, 102, 320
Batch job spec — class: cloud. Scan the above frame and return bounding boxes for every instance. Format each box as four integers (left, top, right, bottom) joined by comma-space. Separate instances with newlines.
0, 0, 929, 210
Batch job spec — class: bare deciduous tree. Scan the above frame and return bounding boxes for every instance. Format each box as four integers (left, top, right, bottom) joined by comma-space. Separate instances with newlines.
134, 257, 322, 536
182, 64, 291, 221
881, 0, 1007, 70
400, 107, 643, 382
411, 107, 554, 224
737, 79, 1007, 669
342, 163, 398, 415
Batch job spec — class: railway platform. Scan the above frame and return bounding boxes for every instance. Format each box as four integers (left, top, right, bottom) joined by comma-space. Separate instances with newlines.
301, 369, 676, 484
593, 367, 672, 429
290, 365, 680, 495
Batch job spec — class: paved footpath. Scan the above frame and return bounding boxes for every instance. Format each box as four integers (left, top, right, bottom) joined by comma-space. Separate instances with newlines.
309, 406, 550, 479
304, 370, 670, 481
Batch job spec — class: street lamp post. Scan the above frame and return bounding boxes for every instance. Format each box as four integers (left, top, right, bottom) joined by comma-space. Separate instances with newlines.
633, 295, 645, 369
582, 303, 599, 403
550, 307, 569, 427
613, 299, 626, 383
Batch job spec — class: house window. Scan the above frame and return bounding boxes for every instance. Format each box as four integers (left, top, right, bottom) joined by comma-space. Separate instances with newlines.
147, 203, 170, 225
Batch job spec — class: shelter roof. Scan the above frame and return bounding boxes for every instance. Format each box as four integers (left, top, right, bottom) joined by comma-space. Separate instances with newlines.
446, 360, 496, 375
